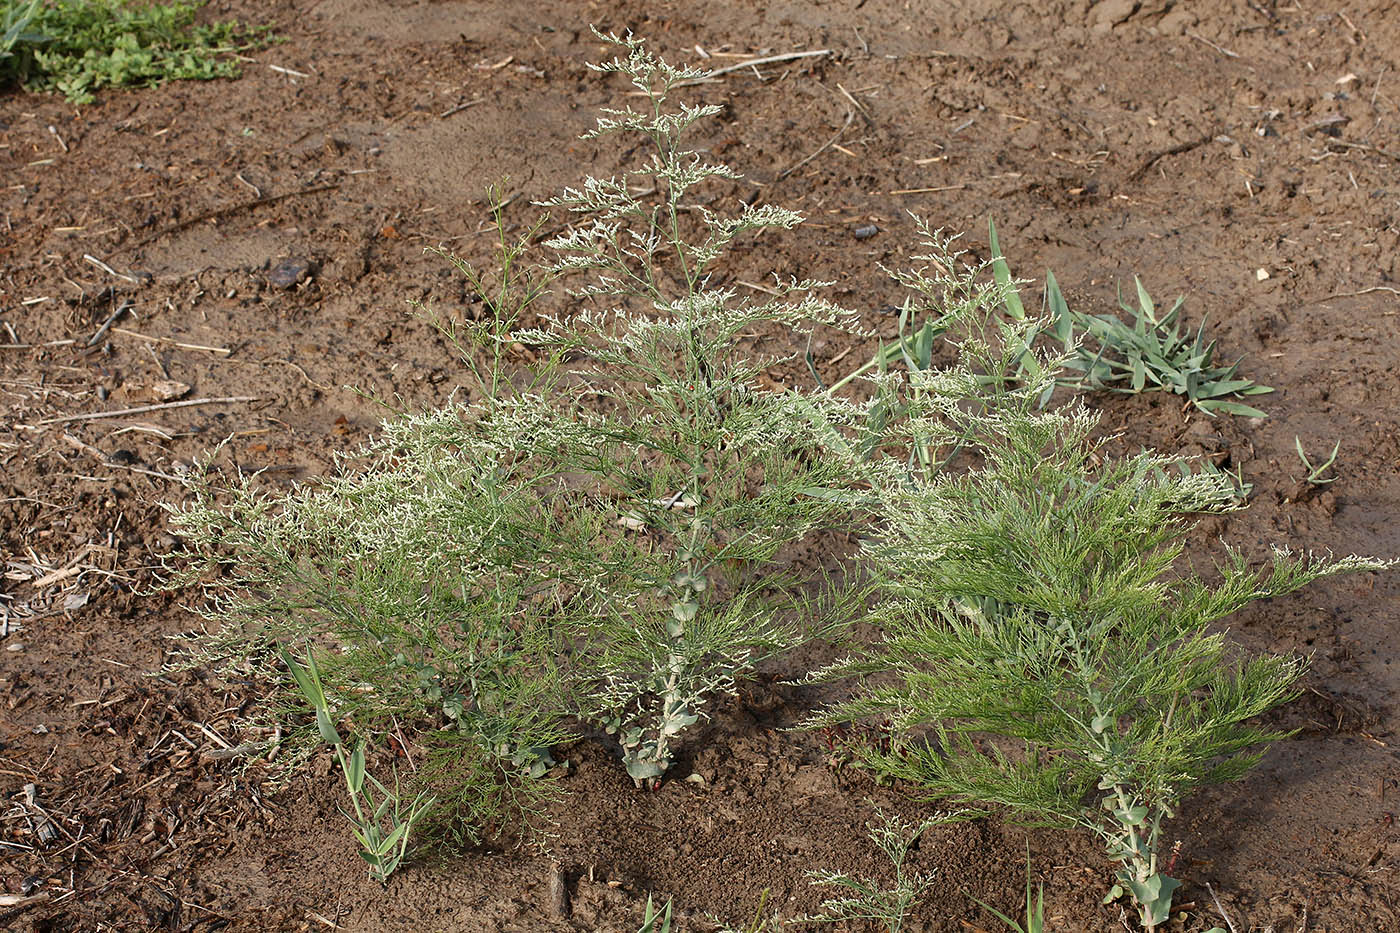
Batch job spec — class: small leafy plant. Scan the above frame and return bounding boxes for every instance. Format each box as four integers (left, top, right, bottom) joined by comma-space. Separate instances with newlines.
283, 649, 434, 883
795, 807, 960, 933
711, 891, 780, 933
1051, 276, 1272, 417
162, 216, 577, 846
161, 28, 1381, 915
637, 895, 674, 933
831, 219, 1044, 489
844, 219, 1273, 422
165, 32, 860, 873
5, 0, 269, 104
1294, 436, 1340, 486
1, 0, 46, 83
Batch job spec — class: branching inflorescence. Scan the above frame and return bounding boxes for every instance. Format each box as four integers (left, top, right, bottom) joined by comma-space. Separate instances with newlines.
514, 29, 864, 785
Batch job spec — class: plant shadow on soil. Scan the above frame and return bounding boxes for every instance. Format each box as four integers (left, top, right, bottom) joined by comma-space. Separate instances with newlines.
2, 0, 1399, 930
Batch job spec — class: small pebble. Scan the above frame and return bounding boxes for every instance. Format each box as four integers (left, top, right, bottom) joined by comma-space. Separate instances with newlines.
268, 257, 313, 289
852, 224, 879, 240
150, 380, 191, 402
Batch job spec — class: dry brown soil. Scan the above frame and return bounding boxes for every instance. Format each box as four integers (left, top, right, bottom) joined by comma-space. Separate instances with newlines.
3, 0, 1399, 930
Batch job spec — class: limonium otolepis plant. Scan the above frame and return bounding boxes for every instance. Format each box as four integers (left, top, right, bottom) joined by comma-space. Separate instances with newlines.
161, 210, 592, 849
802, 244, 1391, 930
518, 29, 864, 786
165, 29, 862, 827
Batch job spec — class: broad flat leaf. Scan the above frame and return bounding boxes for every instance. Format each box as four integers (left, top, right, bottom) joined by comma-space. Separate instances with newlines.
1200, 378, 1258, 397
346, 743, 366, 794
1133, 277, 1156, 318
1197, 399, 1268, 418
988, 217, 1026, 320
661, 711, 699, 736
281, 649, 320, 705
314, 708, 340, 746
1126, 874, 1181, 924
625, 757, 666, 781
1045, 271, 1072, 343
1115, 804, 1148, 826
379, 823, 408, 854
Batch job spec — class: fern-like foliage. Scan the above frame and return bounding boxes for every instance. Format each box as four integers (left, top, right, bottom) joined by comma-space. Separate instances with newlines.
803, 272, 1391, 929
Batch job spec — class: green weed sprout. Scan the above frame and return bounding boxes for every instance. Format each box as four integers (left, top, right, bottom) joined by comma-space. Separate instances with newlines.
828, 218, 1046, 479
421, 181, 561, 409
637, 896, 674, 933
966, 219, 1272, 417
521, 29, 862, 786
710, 890, 779, 933
830, 218, 1036, 395
283, 649, 433, 883
1294, 436, 1341, 486
795, 807, 963, 933
839, 216, 1276, 429
968, 847, 1044, 933
831, 217, 1042, 487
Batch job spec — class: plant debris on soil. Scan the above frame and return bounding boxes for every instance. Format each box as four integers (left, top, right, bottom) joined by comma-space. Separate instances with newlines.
2, 1, 1398, 931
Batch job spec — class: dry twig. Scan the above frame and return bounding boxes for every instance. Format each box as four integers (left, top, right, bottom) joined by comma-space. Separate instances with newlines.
1309, 285, 1400, 303
30, 396, 259, 427
440, 97, 485, 119
1206, 883, 1241, 933
888, 185, 966, 195
83, 254, 137, 284
123, 184, 341, 251
677, 49, 831, 86
1325, 139, 1400, 164
110, 328, 232, 355
1186, 31, 1240, 58
86, 299, 133, 348
1128, 131, 1219, 181
777, 109, 856, 180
